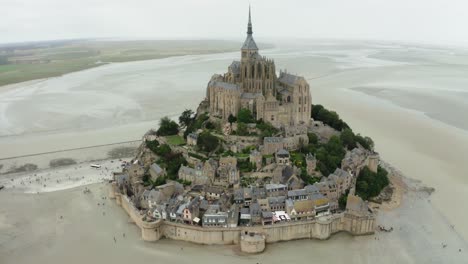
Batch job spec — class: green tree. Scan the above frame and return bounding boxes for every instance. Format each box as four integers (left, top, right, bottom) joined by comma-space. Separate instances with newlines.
315, 136, 346, 176
157, 116, 179, 136
355, 134, 374, 151
179, 109, 194, 128
355, 166, 389, 200
237, 108, 254, 123
228, 114, 237, 124
340, 128, 356, 150
197, 131, 219, 153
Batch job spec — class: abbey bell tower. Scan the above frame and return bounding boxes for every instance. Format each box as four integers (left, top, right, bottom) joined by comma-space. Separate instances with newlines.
240, 6, 276, 96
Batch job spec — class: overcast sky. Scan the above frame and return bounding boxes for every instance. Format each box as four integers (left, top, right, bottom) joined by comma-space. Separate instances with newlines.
1, 0, 468, 46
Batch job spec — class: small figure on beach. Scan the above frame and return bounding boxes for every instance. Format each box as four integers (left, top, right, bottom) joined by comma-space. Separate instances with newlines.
114, 237, 116, 243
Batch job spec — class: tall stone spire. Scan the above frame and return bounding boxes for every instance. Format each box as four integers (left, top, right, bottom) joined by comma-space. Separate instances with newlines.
241, 5, 258, 52
247, 5, 253, 35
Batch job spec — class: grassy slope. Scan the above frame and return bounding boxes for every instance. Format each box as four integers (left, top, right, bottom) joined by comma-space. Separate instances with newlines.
0, 39, 256, 86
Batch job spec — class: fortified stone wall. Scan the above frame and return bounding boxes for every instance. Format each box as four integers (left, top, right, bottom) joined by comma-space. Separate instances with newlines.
110, 189, 375, 253
161, 222, 241, 245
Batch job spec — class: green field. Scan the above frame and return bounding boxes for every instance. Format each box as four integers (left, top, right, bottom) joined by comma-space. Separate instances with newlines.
0, 39, 258, 86
165, 135, 185, 146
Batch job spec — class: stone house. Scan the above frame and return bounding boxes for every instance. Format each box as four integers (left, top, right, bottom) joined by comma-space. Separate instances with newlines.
267, 196, 286, 211
234, 188, 245, 205
246, 186, 266, 206
178, 165, 209, 185
240, 208, 251, 226
203, 158, 218, 180
341, 147, 379, 176
215, 165, 239, 186
145, 189, 166, 209
150, 204, 167, 220
289, 199, 315, 220
314, 180, 339, 203
155, 181, 183, 198
262, 137, 284, 155
187, 133, 198, 146
310, 193, 331, 216
250, 202, 262, 225
265, 183, 288, 197
278, 166, 304, 190
275, 149, 290, 165
149, 163, 166, 181
261, 211, 273, 225
202, 205, 228, 227
287, 189, 309, 201
328, 168, 353, 195
257, 198, 270, 212
204, 186, 224, 200
182, 197, 200, 224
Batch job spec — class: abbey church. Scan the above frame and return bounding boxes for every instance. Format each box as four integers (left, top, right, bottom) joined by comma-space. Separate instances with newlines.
205, 7, 312, 128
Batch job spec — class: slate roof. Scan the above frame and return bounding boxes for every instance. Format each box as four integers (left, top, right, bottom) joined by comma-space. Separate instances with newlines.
278, 72, 304, 86
241, 34, 258, 50
276, 149, 290, 156
264, 137, 283, 143
265, 183, 287, 191
150, 163, 163, 175
210, 81, 239, 90
241, 92, 263, 99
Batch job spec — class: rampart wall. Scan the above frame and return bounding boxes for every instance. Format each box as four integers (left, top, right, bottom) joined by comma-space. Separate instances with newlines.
110, 186, 375, 253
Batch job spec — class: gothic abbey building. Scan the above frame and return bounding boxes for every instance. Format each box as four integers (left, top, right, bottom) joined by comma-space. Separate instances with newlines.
205, 8, 312, 128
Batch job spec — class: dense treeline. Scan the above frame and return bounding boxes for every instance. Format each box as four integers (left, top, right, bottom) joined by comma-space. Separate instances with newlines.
311, 104, 349, 131
355, 166, 389, 200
